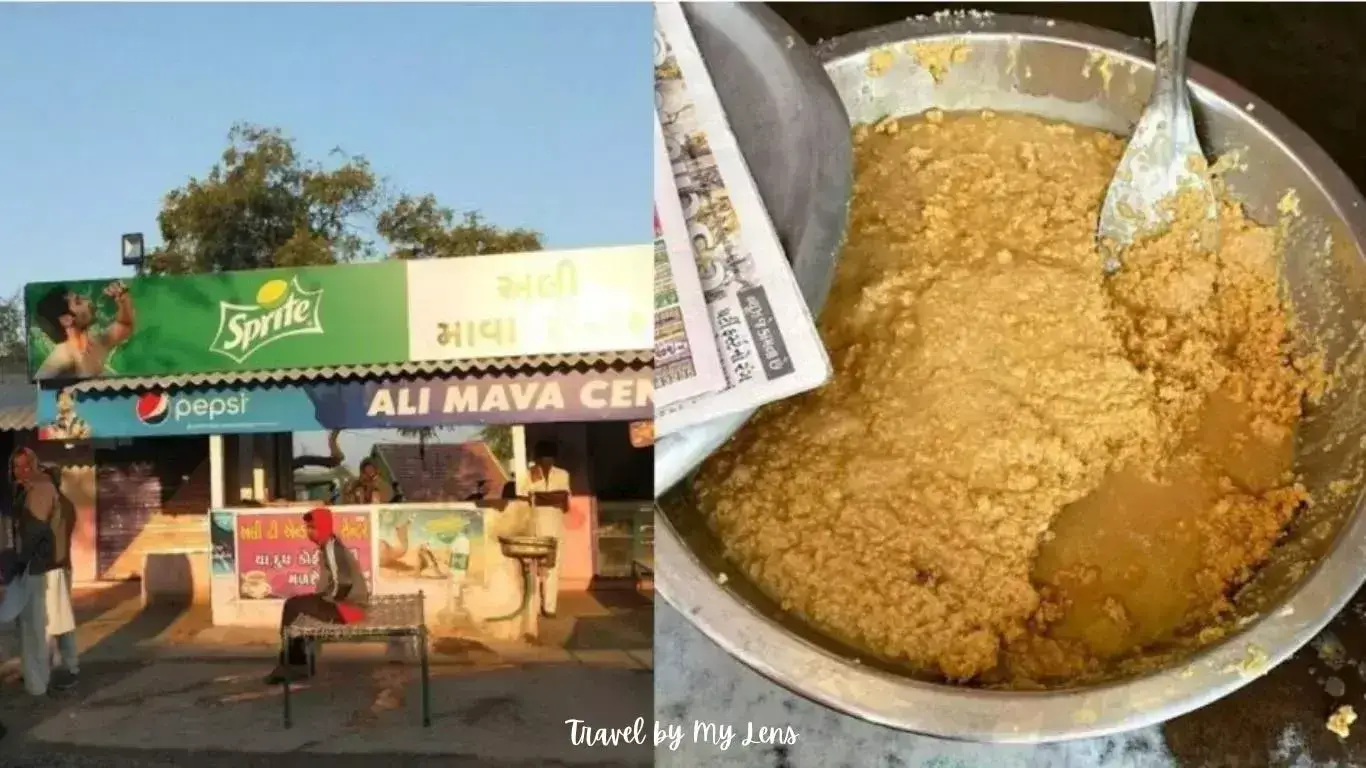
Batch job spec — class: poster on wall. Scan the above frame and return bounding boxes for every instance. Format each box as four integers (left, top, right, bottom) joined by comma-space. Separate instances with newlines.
208, 504, 516, 630
211, 512, 236, 577
26, 246, 653, 383
233, 511, 373, 600
376, 506, 486, 623
36, 368, 653, 440
376, 507, 486, 583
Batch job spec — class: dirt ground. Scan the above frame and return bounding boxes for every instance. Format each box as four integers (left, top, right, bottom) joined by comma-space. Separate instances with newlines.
0, 584, 652, 766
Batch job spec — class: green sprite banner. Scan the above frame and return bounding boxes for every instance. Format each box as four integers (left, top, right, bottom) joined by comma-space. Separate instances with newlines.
26, 262, 409, 381
25, 245, 652, 382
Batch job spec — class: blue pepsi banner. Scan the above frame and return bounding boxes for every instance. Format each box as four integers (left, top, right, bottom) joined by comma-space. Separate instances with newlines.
36, 369, 653, 440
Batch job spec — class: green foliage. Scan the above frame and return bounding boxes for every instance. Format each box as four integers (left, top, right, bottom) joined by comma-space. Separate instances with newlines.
134, 123, 542, 459
478, 424, 514, 463
379, 199, 541, 260
145, 124, 379, 274
0, 292, 24, 365
143, 122, 542, 275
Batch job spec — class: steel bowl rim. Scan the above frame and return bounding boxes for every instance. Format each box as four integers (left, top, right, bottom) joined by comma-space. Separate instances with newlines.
657, 12, 1366, 743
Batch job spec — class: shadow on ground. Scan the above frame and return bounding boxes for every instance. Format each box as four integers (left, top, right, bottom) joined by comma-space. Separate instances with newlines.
2, 583, 197, 756
54, 581, 207, 669
3, 659, 650, 766
0, 660, 152, 758
542, 589, 653, 652
560, 616, 651, 652
2, 584, 651, 764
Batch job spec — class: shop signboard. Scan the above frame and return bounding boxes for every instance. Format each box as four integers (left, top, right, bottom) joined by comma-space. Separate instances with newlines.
25, 262, 408, 382
232, 510, 373, 601
26, 245, 652, 383
36, 368, 653, 439
209, 503, 496, 629
405, 246, 651, 362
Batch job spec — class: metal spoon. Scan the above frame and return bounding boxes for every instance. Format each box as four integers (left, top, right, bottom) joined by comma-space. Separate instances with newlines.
1098, 1, 1218, 273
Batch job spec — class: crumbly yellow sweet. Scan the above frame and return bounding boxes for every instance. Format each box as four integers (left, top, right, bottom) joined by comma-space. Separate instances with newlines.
906, 41, 970, 83
867, 48, 895, 77
694, 110, 1317, 685
1329, 705, 1357, 739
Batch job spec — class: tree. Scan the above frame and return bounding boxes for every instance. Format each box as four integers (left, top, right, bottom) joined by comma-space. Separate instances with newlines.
144, 123, 543, 475
379, 197, 540, 260
479, 425, 514, 464
145, 124, 381, 274
143, 123, 542, 274
0, 292, 23, 366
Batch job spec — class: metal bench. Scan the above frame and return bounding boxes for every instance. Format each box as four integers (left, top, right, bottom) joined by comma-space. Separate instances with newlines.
280, 592, 430, 729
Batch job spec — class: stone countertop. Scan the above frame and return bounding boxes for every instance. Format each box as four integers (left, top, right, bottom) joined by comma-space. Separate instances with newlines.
655, 3, 1366, 766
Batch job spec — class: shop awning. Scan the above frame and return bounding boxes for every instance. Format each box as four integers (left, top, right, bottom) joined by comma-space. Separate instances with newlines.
37, 351, 653, 440
0, 374, 36, 432
63, 350, 651, 394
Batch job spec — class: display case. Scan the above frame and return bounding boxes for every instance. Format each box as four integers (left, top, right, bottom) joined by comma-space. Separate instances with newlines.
594, 501, 653, 579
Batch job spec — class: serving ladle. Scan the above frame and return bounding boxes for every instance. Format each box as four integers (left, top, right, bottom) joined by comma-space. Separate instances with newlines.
1097, 0, 1218, 273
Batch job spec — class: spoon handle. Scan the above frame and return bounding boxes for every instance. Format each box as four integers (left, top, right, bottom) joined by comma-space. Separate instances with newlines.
1149, 1, 1198, 122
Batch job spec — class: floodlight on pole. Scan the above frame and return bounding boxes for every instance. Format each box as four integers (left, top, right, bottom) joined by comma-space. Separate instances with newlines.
121, 233, 145, 267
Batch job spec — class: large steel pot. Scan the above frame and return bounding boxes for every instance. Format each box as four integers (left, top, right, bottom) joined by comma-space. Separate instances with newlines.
657, 11, 1366, 743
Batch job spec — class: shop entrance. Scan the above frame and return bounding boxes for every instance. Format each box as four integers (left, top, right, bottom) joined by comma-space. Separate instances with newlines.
95, 437, 211, 580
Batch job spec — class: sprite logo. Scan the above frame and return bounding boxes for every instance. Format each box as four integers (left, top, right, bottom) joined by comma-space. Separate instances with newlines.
209, 277, 324, 363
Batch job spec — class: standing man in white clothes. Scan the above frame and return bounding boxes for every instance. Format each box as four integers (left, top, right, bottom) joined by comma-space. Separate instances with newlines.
520, 441, 570, 617
7, 447, 78, 694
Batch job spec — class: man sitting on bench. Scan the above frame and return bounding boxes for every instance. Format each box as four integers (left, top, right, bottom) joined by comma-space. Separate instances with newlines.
266, 507, 369, 684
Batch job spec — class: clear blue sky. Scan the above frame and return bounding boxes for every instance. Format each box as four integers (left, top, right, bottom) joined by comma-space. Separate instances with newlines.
0, 2, 650, 296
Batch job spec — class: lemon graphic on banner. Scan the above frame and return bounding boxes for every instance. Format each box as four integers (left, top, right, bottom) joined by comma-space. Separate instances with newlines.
256, 279, 289, 309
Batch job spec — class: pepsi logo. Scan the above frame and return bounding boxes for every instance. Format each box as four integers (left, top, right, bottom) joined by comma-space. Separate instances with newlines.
135, 392, 170, 425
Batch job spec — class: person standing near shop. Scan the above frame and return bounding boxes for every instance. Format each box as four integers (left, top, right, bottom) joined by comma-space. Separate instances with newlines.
520, 441, 571, 618
5, 447, 78, 694
320, 431, 392, 505
291, 431, 393, 506
343, 458, 393, 505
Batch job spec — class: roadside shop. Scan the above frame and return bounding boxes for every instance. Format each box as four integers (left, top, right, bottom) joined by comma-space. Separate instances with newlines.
25, 246, 655, 630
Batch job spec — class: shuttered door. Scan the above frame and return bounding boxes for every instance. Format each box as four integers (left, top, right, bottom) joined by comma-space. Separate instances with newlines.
95, 438, 210, 580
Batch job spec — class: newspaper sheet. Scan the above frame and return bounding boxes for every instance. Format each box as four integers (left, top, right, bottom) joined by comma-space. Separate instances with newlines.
653, 3, 831, 437
653, 114, 726, 408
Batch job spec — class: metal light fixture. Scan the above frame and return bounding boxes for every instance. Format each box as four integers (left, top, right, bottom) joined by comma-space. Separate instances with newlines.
121, 233, 145, 267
